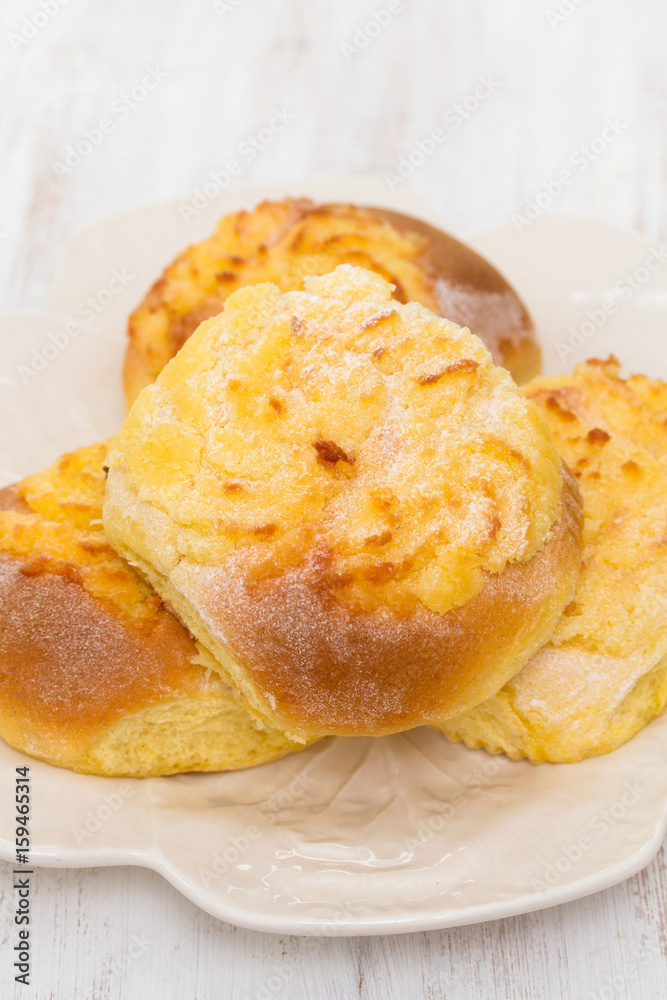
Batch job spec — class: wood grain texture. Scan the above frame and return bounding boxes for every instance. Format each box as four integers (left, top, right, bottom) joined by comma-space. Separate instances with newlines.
1, 0, 666, 997
1, 854, 667, 999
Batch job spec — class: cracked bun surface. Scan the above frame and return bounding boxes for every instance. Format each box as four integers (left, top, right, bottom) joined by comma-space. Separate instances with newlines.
0, 443, 308, 776
105, 265, 582, 740
435, 358, 667, 763
123, 198, 540, 406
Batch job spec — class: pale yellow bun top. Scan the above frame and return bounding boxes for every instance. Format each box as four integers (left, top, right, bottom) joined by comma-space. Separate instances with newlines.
437, 358, 667, 762
0, 444, 308, 777
105, 265, 582, 740
124, 198, 540, 405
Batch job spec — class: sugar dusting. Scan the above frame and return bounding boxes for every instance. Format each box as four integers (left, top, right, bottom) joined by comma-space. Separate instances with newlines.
168, 472, 580, 734
450, 359, 667, 756
504, 641, 661, 751
434, 281, 529, 360
111, 265, 564, 619
128, 198, 538, 409
106, 265, 578, 733
0, 553, 213, 737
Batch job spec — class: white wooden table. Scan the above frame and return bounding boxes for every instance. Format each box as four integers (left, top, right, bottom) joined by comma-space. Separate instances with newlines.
1, 1, 667, 997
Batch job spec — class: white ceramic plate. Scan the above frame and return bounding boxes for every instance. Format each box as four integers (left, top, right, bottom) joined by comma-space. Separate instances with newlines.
1, 179, 667, 936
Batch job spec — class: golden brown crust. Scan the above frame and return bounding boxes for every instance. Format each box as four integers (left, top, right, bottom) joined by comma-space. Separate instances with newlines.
0, 481, 208, 757
0, 459, 306, 776
0, 550, 208, 755
108, 268, 581, 739
361, 207, 541, 384
175, 470, 582, 737
0, 486, 31, 514
435, 358, 667, 762
123, 198, 540, 406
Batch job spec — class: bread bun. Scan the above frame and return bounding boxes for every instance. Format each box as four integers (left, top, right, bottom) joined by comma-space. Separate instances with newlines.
435, 358, 667, 762
124, 198, 540, 406
0, 444, 308, 777
105, 265, 582, 741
